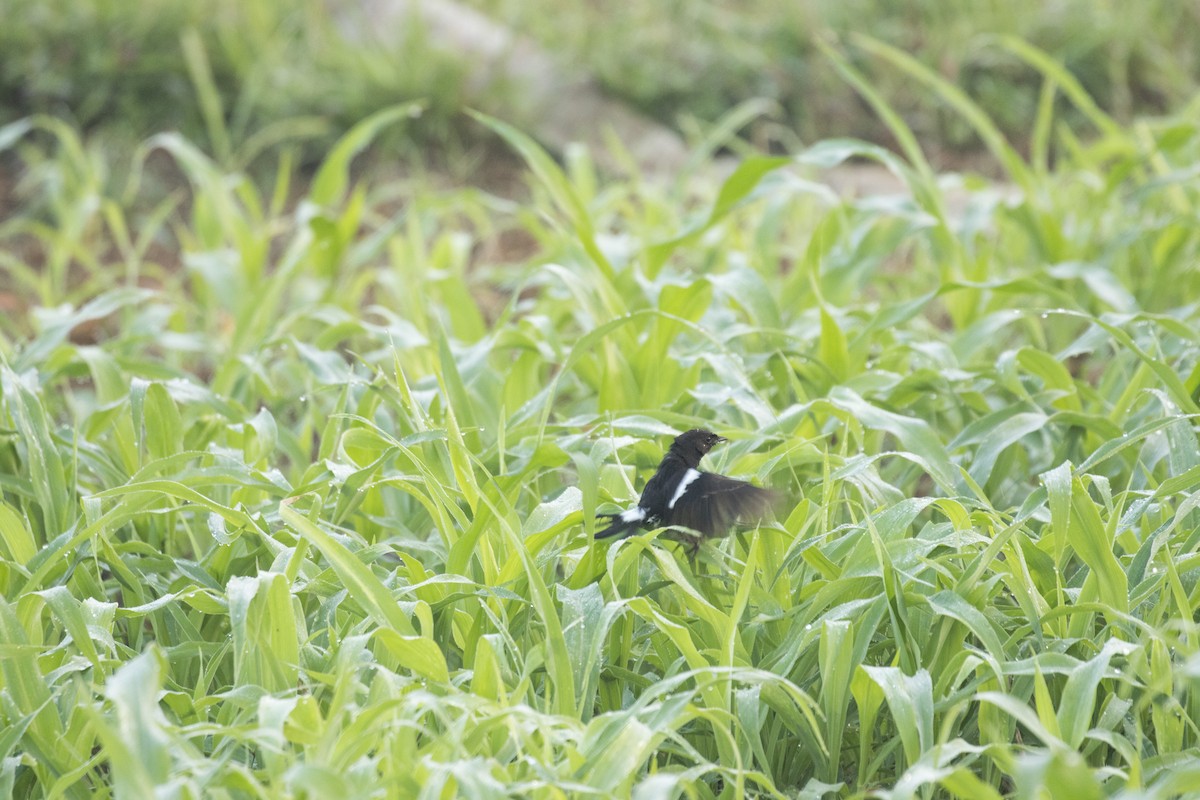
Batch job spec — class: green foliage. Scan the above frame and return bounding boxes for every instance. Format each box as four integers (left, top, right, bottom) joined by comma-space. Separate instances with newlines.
473, 0, 1200, 151
0, 0, 468, 166
5, 0, 1200, 164
4, 41, 1200, 798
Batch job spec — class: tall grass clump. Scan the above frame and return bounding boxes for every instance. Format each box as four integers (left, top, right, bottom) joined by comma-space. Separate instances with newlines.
0, 0, 474, 168
3, 38, 1200, 798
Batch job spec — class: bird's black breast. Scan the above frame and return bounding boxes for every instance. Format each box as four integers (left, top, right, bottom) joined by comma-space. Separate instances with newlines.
637, 453, 691, 516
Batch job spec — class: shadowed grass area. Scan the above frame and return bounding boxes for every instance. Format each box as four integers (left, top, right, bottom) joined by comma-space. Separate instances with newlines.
3, 38, 1200, 798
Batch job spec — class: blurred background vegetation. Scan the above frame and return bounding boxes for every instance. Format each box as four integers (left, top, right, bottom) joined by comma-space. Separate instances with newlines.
477, 0, 1200, 153
3, 0, 1198, 175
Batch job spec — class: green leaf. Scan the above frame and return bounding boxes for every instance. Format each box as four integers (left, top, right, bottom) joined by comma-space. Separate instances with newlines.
644, 156, 792, 274
311, 103, 424, 207
828, 387, 959, 492
1058, 638, 1133, 748
279, 500, 448, 682
470, 110, 615, 280
0, 501, 37, 564
143, 382, 183, 462
862, 666, 933, 767
818, 619, 855, 782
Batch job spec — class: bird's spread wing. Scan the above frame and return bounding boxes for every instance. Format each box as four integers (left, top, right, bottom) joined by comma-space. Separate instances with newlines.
664, 472, 777, 539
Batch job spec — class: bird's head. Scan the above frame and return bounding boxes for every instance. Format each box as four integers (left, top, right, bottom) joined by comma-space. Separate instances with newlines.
672, 428, 727, 464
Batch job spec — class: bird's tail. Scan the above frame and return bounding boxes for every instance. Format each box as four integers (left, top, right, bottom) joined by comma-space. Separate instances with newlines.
595, 508, 645, 540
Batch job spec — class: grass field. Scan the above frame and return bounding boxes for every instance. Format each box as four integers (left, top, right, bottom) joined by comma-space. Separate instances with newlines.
3, 33, 1200, 799
470, 0, 1200, 150
5, 0, 1200, 165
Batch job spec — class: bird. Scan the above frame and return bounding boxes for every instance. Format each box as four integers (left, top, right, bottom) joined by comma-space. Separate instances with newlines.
594, 428, 778, 550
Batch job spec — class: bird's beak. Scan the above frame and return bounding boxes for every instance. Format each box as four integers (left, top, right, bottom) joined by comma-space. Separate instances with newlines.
715, 436, 728, 444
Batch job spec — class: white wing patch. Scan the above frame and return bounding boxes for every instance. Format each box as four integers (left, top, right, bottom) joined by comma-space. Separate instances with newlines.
668, 468, 703, 509
620, 507, 647, 524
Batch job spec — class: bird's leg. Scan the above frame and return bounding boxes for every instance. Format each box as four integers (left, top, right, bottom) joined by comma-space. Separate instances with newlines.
662, 528, 703, 561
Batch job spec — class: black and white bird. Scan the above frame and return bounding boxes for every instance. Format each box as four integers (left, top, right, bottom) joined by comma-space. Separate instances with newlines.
595, 428, 778, 547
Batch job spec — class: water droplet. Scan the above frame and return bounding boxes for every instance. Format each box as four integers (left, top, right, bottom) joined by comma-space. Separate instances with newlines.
805, 623, 812, 631
1040, 313, 1049, 319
